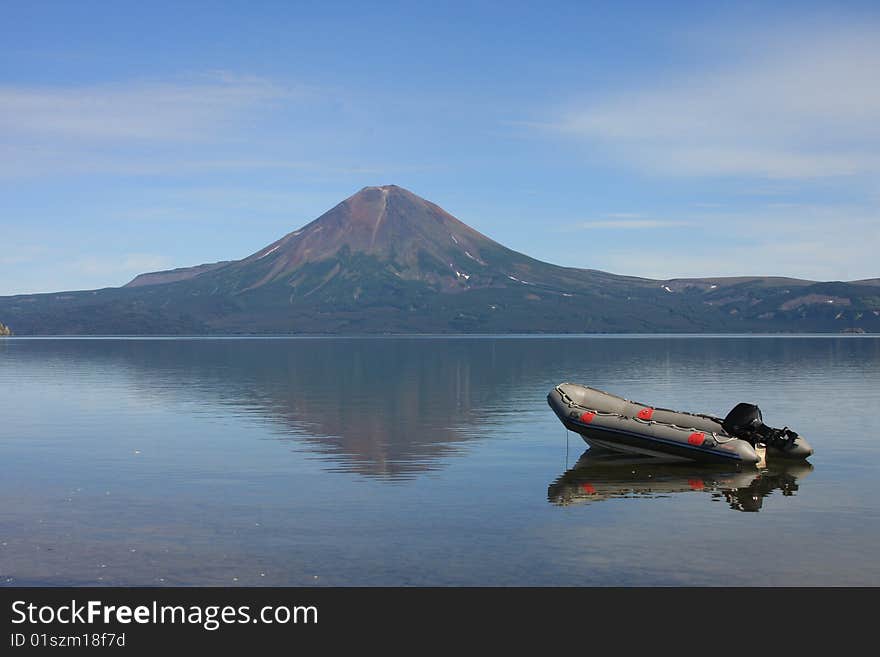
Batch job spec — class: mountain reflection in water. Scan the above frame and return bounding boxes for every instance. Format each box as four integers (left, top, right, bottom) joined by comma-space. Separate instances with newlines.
548, 449, 814, 512
4, 338, 574, 478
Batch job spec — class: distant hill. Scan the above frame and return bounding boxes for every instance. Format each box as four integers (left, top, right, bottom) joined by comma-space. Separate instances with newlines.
1, 185, 878, 334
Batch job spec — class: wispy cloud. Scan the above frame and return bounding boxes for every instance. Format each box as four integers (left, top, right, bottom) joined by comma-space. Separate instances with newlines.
536, 23, 880, 179
0, 73, 295, 141
0, 249, 176, 295
0, 148, 390, 178
567, 218, 691, 230
578, 204, 880, 281
553, 212, 691, 231
0, 73, 336, 178
0, 245, 50, 267
72, 253, 173, 277
0, 73, 414, 180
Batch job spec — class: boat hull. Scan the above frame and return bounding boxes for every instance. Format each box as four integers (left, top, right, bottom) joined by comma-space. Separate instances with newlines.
548, 383, 761, 465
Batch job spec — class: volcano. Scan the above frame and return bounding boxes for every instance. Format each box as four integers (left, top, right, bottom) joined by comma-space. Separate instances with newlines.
1, 185, 878, 334
127, 184, 526, 294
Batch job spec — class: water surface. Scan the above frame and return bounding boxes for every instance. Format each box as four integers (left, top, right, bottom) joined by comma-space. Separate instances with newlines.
1, 336, 878, 585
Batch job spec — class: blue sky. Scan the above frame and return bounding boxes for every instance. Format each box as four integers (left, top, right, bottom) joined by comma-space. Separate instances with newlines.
2, 0, 878, 294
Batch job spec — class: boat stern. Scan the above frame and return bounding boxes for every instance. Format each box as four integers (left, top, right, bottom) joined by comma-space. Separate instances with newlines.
766, 435, 814, 460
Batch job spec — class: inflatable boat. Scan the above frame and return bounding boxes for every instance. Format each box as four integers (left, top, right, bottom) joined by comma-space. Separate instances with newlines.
547, 383, 813, 465
547, 449, 813, 512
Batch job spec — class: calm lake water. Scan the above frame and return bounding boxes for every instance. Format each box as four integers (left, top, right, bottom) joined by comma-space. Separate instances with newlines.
1, 336, 879, 586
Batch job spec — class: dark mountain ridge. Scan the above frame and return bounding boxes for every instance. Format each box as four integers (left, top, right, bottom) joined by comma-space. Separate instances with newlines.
2, 185, 878, 334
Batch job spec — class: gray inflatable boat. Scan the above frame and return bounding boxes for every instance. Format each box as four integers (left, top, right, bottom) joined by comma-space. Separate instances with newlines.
548, 383, 813, 465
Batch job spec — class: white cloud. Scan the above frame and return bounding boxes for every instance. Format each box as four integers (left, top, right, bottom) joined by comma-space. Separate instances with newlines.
72, 253, 173, 277
0, 73, 294, 141
0, 250, 177, 295
569, 219, 691, 230
579, 205, 880, 281
0, 73, 410, 180
0, 245, 49, 267
0, 73, 335, 178
542, 24, 880, 179
0, 147, 388, 178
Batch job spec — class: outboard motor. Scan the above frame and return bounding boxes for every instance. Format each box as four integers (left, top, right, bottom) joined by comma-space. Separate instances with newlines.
722, 403, 800, 452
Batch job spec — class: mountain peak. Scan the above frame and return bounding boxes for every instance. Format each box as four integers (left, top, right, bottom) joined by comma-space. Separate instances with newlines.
359, 184, 402, 192
349, 184, 412, 202
121, 183, 499, 295
125, 185, 502, 290
345, 184, 426, 211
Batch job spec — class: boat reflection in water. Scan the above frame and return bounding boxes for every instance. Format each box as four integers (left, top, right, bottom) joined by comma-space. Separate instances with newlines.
548, 448, 813, 512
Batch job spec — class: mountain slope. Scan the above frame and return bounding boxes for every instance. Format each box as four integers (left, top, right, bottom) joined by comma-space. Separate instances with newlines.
2, 185, 878, 334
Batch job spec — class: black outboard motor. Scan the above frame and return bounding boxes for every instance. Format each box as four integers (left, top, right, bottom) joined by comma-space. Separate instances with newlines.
722, 403, 799, 451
